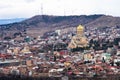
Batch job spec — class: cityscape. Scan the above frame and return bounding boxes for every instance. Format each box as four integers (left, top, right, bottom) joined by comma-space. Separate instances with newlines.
0, 0, 120, 80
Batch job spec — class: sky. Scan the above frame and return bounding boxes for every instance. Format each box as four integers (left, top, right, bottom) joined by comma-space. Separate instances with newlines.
0, 0, 120, 19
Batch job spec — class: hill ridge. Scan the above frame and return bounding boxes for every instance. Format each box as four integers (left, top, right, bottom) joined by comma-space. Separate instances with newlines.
0, 14, 120, 39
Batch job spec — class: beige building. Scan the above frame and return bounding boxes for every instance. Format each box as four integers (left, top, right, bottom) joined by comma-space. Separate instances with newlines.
68, 25, 89, 49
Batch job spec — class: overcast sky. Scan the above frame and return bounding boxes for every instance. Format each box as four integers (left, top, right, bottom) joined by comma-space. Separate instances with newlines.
0, 0, 120, 19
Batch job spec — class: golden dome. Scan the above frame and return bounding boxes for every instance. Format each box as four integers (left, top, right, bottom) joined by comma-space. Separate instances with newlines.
77, 25, 84, 31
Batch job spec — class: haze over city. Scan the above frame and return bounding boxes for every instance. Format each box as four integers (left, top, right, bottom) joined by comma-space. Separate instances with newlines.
0, 0, 120, 19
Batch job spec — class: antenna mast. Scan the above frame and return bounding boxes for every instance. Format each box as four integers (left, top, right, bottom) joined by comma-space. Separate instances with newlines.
41, 3, 43, 15
64, 9, 66, 16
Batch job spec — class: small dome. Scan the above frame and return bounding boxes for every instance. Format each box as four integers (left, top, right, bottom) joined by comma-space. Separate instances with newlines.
77, 25, 84, 31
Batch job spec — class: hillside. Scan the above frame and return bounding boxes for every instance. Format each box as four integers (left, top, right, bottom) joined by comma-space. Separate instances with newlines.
0, 14, 120, 39
85, 15, 120, 28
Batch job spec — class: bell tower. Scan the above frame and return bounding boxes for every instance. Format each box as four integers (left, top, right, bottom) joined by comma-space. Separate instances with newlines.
77, 25, 84, 35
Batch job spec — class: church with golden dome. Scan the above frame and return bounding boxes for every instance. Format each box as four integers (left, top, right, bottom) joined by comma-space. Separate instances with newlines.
68, 25, 89, 49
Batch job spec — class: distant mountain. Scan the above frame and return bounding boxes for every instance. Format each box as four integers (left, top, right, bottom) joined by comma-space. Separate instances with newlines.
0, 18, 26, 25
0, 15, 120, 39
